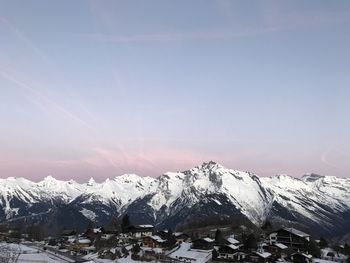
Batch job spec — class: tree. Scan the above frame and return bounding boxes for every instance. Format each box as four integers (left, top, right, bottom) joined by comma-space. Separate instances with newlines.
0, 243, 21, 263
319, 237, 328, 249
305, 240, 321, 258
121, 214, 130, 233
261, 220, 273, 232
344, 243, 350, 255
347, 255, 350, 263
212, 249, 218, 259
215, 229, 225, 245
132, 243, 141, 255
244, 233, 257, 250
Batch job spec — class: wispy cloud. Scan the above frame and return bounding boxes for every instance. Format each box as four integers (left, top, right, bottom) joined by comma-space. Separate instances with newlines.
84, 26, 282, 43
0, 69, 94, 131
0, 16, 49, 63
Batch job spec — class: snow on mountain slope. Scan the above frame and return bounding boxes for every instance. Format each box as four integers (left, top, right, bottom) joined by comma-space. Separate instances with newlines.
0, 162, 350, 238
302, 174, 350, 207
148, 162, 272, 225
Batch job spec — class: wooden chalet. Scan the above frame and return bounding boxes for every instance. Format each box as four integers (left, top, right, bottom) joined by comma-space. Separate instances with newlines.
192, 237, 215, 250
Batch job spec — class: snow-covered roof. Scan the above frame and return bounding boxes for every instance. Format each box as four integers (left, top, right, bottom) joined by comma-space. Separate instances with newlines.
227, 237, 239, 245
202, 237, 214, 243
291, 252, 313, 259
227, 244, 240, 250
137, 224, 154, 228
254, 251, 271, 258
149, 235, 166, 243
78, 238, 91, 244
283, 228, 310, 238
169, 242, 212, 263
80, 246, 95, 250
274, 243, 288, 249
93, 227, 103, 233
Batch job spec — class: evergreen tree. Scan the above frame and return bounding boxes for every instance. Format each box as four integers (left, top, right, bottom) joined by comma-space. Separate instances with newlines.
121, 214, 130, 233
344, 243, 350, 255
215, 229, 225, 245
319, 237, 328, 249
305, 240, 321, 258
212, 249, 218, 259
244, 233, 257, 250
132, 243, 141, 255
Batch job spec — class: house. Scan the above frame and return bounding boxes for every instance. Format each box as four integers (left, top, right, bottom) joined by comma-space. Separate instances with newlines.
169, 242, 212, 263
142, 235, 167, 248
71, 238, 92, 252
249, 251, 272, 263
192, 238, 215, 250
84, 226, 104, 240
267, 243, 288, 258
80, 246, 96, 255
141, 247, 164, 261
226, 235, 240, 246
269, 228, 310, 250
61, 230, 77, 237
175, 232, 190, 242
215, 244, 242, 261
128, 224, 154, 238
289, 252, 312, 263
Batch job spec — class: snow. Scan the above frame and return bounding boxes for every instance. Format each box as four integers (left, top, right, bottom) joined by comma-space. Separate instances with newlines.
1, 161, 350, 228
284, 227, 310, 238
0, 242, 74, 263
80, 208, 97, 221
274, 243, 288, 249
254, 251, 272, 258
169, 242, 212, 263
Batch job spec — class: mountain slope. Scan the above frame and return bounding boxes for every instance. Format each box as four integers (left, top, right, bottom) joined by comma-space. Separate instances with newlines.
0, 162, 349, 237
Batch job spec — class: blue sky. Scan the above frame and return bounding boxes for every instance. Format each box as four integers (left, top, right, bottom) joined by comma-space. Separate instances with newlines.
0, 0, 349, 181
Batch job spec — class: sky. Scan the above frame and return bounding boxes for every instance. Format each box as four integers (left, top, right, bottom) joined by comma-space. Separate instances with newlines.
0, 0, 350, 182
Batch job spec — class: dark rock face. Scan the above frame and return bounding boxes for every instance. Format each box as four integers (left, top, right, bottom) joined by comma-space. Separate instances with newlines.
0, 162, 349, 238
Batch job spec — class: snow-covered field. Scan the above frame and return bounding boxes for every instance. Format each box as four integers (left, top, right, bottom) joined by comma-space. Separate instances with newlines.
0, 242, 74, 263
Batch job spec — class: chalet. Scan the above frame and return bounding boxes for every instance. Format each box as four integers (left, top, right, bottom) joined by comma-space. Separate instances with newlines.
142, 235, 167, 248
226, 235, 240, 246
84, 226, 104, 240
158, 230, 189, 243
174, 232, 189, 242
141, 247, 164, 261
215, 244, 241, 260
128, 224, 154, 238
192, 237, 215, 250
80, 246, 96, 255
61, 230, 77, 240
269, 228, 310, 250
289, 252, 313, 263
249, 251, 272, 263
71, 238, 92, 252
267, 242, 288, 258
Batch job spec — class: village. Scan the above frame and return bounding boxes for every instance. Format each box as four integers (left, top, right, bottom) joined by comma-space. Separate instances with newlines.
1, 216, 350, 263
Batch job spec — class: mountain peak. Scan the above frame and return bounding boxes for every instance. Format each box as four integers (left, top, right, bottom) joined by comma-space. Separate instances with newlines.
198, 161, 225, 170
302, 173, 325, 183
87, 177, 96, 186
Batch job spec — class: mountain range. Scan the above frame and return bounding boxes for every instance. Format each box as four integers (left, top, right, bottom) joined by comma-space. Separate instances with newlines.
0, 161, 349, 238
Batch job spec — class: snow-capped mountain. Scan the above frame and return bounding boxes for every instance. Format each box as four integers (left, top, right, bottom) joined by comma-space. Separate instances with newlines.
0, 162, 349, 237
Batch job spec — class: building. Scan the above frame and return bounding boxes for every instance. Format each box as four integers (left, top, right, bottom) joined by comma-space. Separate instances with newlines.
80, 246, 96, 255
290, 252, 313, 263
249, 251, 272, 263
215, 244, 245, 261
128, 224, 154, 238
192, 238, 215, 250
266, 242, 288, 258
142, 235, 167, 248
269, 228, 310, 250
